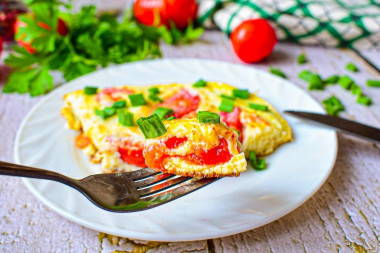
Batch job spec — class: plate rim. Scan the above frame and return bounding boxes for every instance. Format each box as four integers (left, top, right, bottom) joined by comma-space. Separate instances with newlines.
14, 58, 338, 241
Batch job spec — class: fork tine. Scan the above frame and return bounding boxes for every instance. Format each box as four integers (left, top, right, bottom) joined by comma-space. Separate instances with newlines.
125, 167, 158, 180
138, 176, 192, 197
133, 172, 172, 187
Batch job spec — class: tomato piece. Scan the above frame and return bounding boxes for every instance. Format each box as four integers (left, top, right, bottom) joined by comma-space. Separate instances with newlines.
185, 139, 232, 165
152, 173, 172, 191
230, 19, 277, 63
157, 89, 200, 118
96, 87, 134, 104
75, 134, 92, 149
133, 0, 197, 29
118, 142, 147, 168
219, 107, 242, 132
57, 18, 69, 36
165, 137, 187, 149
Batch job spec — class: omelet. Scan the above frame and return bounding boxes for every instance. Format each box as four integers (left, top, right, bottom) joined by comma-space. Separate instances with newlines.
143, 118, 247, 178
61, 81, 292, 174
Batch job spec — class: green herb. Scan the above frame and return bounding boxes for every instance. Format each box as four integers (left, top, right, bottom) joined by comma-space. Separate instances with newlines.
118, 109, 134, 127
346, 62, 359, 72
297, 53, 307, 64
219, 98, 234, 112
322, 96, 345, 116
356, 95, 372, 106
148, 87, 160, 94
298, 70, 314, 82
324, 75, 339, 85
197, 111, 221, 123
248, 103, 269, 111
232, 89, 249, 99
95, 108, 107, 120
366, 80, 380, 88
148, 93, 163, 102
112, 100, 127, 109
269, 67, 287, 78
84, 86, 98, 95
220, 94, 235, 100
249, 151, 266, 171
338, 76, 354, 90
129, 93, 146, 106
309, 74, 324, 90
158, 21, 204, 45
95, 107, 116, 119
192, 79, 207, 88
166, 116, 176, 120
136, 114, 167, 139
350, 83, 362, 96
153, 107, 174, 119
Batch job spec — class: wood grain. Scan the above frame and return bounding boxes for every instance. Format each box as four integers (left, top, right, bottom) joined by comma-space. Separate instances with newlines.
0, 31, 379, 252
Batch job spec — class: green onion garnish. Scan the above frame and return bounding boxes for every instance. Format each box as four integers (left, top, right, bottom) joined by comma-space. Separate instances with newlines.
324, 75, 339, 85
192, 79, 207, 88
366, 80, 380, 88
166, 116, 176, 121
112, 100, 127, 109
197, 111, 221, 123
346, 62, 359, 72
84, 86, 98, 95
94, 107, 116, 120
338, 76, 354, 90
129, 93, 146, 106
350, 83, 362, 96
219, 98, 234, 112
298, 70, 314, 82
220, 94, 236, 100
118, 109, 134, 127
136, 114, 167, 139
309, 75, 324, 90
249, 103, 268, 111
269, 67, 287, 79
153, 107, 174, 119
297, 53, 307, 64
356, 95, 372, 106
148, 87, 160, 94
322, 96, 345, 116
232, 89, 249, 99
148, 93, 163, 102
249, 151, 266, 171
95, 108, 107, 119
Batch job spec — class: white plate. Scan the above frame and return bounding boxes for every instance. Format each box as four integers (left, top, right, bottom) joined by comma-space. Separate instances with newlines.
15, 59, 337, 242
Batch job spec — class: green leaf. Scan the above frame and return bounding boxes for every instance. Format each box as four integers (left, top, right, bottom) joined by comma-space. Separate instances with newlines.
2, 68, 38, 94
29, 67, 54, 96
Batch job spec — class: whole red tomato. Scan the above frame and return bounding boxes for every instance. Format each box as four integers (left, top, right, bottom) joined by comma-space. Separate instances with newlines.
230, 19, 277, 63
133, 0, 198, 29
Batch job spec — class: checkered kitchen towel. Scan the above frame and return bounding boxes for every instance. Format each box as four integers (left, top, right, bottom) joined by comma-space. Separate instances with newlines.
197, 0, 380, 50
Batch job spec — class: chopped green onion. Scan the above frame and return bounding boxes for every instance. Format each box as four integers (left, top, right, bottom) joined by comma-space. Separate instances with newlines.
232, 89, 249, 99
129, 93, 146, 106
148, 87, 160, 94
249, 151, 266, 171
136, 114, 167, 139
350, 83, 362, 96
118, 109, 134, 127
356, 95, 372, 106
366, 80, 380, 88
249, 103, 269, 111
153, 107, 174, 119
297, 53, 307, 64
192, 79, 207, 88
269, 67, 287, 79
112, 100, 127, 109
298, 70, 314, 82
219, 98, 234, 112
220, 94, 236, 100
94, 107, 116, 120
338, 76, 354, 90
148, 93, 163, 102
322, 96, 345, 116
166, 116, 176, 121
84, 86, 98, 95
197, 111, 221, 123
309, 75, 324, 90
95, 108, 107, 119
324, 75, 339, 85
346, 62, 359, 72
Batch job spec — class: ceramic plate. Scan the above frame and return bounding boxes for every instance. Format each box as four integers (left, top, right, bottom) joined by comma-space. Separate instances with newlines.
14, 59, 337, 241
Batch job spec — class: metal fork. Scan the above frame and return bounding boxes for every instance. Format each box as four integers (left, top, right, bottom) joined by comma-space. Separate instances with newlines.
0, 161, 218, 212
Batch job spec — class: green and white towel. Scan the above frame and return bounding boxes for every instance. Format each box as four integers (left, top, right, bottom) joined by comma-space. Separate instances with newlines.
197, 0, 380, 50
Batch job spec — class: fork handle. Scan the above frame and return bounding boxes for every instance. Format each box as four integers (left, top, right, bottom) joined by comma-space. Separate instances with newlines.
0, 161, 78, 188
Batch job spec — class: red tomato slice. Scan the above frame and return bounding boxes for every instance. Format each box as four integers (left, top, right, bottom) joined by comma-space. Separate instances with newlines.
185, 139, 232, 165
96, 87, 134, 104
165, 137, 187, 149
219, 107, 242, 132
157, 89, 200, 118
118, 142, 147, 168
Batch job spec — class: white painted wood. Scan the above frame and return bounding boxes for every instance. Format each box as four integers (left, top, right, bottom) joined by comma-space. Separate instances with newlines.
1, 30, 379, 252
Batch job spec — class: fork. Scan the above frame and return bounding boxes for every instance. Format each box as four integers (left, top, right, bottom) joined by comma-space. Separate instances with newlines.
0, 161, 218, 212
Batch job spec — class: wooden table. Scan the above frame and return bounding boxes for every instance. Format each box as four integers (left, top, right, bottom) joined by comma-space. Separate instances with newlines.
1, 31, 379, 252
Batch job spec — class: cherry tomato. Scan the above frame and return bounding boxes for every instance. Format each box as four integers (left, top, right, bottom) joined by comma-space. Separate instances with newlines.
230, 19, 277, 63
118, 142, 147, 168
133, 0, 198, 29
157, 89, 200, 118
